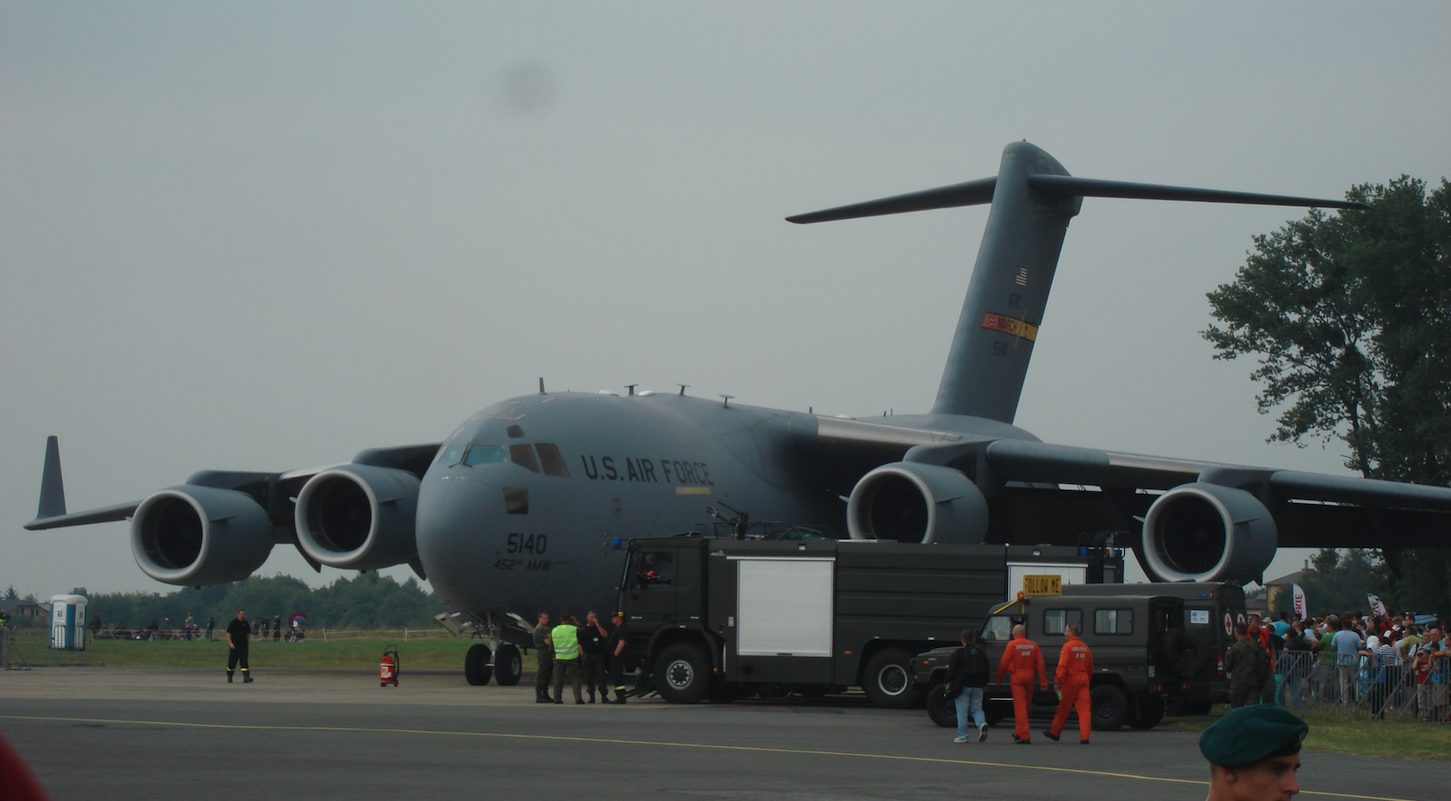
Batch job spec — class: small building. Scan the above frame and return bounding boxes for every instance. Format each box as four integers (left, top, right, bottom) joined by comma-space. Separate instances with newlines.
0, 599, 50, 627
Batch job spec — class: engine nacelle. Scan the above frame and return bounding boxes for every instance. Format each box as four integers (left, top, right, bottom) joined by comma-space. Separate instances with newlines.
1141, 482, 1277, 583
295, 465, 420, 571
846, 462, 989, 544
131, 486, 276, 586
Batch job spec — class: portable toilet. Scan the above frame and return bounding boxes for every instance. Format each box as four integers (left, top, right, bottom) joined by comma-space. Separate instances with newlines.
50, 594, 87, 650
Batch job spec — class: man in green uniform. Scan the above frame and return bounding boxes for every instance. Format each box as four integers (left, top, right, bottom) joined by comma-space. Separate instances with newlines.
551, 614, 585, 705
1199, 705, 1307, 801
1224, 622, 1269, 708
533, 611, 554, 703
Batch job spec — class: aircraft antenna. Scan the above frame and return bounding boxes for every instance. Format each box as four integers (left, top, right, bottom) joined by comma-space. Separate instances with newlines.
720, 394, 734, 408
625, 384, 638, 396
677, 384, 690, 396
538, 377, 546, 394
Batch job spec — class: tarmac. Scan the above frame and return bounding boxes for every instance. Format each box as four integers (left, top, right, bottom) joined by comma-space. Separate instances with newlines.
1, 667, 1446, 801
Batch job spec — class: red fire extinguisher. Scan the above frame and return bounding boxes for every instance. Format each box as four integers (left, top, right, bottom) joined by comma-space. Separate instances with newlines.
380, 645, 400, 687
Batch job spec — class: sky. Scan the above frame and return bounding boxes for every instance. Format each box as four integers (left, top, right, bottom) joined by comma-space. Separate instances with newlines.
3, 2, 1449, 601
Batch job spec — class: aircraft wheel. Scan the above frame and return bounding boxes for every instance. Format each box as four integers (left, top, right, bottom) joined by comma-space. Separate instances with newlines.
493, 644, 523, 686
1130, 693, 1166, 730
1091, 684, 1129, 731
652, 643, 710, 704
464, 643, 493, 686
926, 683, 957, 728
862, 647, 923, 709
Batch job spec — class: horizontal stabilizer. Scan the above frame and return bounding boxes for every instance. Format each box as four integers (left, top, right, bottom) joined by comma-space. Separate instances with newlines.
1027, 175, 1371, 211
786, 177, 996, 224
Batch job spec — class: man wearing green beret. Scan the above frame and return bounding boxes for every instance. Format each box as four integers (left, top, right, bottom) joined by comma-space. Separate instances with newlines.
1200, 704, 1307, 801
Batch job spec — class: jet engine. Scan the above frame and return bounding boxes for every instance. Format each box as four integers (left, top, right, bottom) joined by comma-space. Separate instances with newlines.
294, 464, 420, 571
1140, 482, 1277, 583
846, 462, 989, 544
131, 485, 275, 586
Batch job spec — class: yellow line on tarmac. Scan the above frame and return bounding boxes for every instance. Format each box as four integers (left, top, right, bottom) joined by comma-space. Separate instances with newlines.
0, 714, 1416, 801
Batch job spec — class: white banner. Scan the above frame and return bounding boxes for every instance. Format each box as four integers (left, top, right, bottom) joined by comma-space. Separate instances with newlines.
1368, 593, 1387, 617
1292, 584, 1307, 621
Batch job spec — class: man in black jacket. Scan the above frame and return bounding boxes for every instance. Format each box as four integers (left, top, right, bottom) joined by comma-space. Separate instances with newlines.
948, 630, 991, 743
225, 609, 254, 683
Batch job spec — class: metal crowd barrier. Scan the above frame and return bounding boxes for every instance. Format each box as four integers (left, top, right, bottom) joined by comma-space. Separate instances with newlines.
1275, 649, 1450, 723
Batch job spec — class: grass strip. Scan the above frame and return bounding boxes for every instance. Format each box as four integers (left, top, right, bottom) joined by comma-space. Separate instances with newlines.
1167, 709, 1451, 762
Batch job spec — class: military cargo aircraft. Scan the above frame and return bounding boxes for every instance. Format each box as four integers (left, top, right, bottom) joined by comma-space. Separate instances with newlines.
25, 141, 1451, 680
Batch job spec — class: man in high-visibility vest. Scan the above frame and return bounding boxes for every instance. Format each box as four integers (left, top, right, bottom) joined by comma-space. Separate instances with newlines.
551, 614, 585, 704
996, 624, 1047, 744
1043, 622, 1093, 744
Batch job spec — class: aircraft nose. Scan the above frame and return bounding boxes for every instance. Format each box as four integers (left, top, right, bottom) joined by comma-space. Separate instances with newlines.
415, 473, 502, 601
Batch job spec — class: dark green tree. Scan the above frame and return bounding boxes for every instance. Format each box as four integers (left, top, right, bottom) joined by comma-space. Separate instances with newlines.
1271, 548, 1379, 618
1204, 176, 1451, 616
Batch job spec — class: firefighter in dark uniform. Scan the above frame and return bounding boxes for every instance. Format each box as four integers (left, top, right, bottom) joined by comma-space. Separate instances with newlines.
579, 611, 610, 703
607, 612, 629, 704
1224, 622, 1271, 708
533, 611, 554, 703
1199, 704, 1308, 801
225, 609, 254, 683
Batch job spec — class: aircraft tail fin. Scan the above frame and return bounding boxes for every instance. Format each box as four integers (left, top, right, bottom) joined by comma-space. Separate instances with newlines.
788, 141, 1368, 424
37, 435, 67, 520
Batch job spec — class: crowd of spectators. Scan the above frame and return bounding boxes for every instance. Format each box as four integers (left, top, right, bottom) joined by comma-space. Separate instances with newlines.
1268, 609, 1449, 722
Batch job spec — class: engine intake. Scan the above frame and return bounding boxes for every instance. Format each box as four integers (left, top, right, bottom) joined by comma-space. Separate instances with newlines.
295, 464, 420, 570
847, 462, 989, 544
1140, 482, 1277, 583
131, 486, 275, 586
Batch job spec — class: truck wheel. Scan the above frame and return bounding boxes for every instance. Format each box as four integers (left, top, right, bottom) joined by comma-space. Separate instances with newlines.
493, 644, 523, 686
1130, 693, 1166, 730
1090, 685, 1129, 731
464, 644, 493, 686
862, 648, 923, 709
653, 643, 710, 704
926, 683, 957, 728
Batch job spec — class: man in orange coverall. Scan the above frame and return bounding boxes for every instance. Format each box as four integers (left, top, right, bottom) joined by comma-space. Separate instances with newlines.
996, 623, 1048, 744
1043, 622, 1094, 744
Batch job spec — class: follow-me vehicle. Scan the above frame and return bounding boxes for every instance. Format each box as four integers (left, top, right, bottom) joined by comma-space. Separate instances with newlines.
25, 142, 1451, 681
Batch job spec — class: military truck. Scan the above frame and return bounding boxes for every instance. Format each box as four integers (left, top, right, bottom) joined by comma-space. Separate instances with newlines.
912, 584, 1226, 730
1052, 582, 1245, 714
616, 536, 1120, 707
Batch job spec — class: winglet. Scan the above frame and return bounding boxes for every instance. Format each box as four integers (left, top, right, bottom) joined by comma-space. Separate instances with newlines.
37, 435, 67, 520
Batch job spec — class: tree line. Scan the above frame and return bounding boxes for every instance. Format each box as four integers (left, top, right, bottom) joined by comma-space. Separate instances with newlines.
34, 573, 448, 632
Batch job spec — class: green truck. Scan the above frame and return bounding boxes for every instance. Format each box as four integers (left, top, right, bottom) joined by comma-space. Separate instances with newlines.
616, 535, 1120, 707
912, 581, 1244, 730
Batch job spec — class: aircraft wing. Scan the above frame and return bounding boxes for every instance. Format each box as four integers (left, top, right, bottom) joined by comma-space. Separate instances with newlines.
23, 501, 142, 531
22, 443, 440, 532
978, 439, 1451, 513
918, 439, 1451, 556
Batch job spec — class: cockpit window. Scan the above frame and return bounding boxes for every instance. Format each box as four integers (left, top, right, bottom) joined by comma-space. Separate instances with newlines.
464, 444, 507, 466
535, 443, 570, 478
436, 445, 466, 466
509, 444, 540, 473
